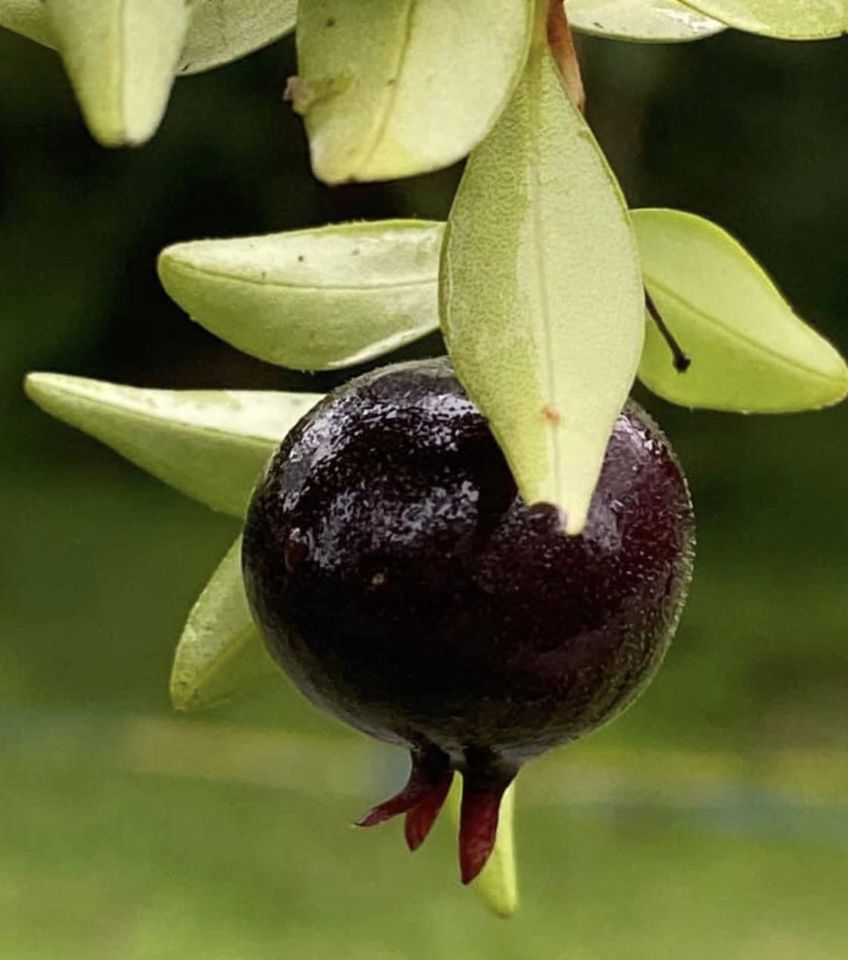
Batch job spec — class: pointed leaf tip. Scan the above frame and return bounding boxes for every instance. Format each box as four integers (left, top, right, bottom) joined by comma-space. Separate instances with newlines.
634, 209, 848, 413
24, 372, 322, 516
158, 221, 443, 371
171, 538, 280, 712
44, 0, 190, 146
440, 34, 643, 535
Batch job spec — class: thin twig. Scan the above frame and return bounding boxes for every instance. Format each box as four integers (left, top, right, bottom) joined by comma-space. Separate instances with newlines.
547, 1, 586, 112
645, 291, 691, 373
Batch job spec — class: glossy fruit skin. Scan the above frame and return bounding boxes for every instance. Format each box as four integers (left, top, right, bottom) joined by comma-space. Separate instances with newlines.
243, 358, 695, 772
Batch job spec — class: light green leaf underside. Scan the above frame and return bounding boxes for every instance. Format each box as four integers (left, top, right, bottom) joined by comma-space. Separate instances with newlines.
25, 373, 322, 516
634, 209, 848, 412
679, 0, 848, 38
569, 0, 725, 42
159, 221, 443, 371
44, 0, 191, 146
447, 780, 518, 919
440, 37, 644, 535
0, 0, 296, 144
171, 537, 280, 712
0, 0, 57, 45
179, 0, 297, 75
294, 0, 533, 184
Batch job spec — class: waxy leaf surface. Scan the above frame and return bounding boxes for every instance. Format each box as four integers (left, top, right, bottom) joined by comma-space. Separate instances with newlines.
635, 209, 848, 412
44, 0, 190, 146
570, 0, 724, 41
25, 374, 322, 516
440, 37, 644, 534
159, 221, 443, 371
679, 0, 848, 38
294, 0, 533, 183
171, 538, 280, 712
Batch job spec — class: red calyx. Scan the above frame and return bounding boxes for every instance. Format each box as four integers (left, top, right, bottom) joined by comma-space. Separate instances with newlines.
356, 748, 516, 884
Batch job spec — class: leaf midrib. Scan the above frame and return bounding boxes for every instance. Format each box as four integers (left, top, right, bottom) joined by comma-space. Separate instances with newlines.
171, 258, 437, 295
43, 381, 287, 448
526, 50, 562, 500
354, 0, 417, 175
646, 274, 845, 384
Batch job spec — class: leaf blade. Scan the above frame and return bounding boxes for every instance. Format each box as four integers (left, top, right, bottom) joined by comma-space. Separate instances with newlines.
569, 0, 725, 42
634, 209, 848, 412
179, 0, 297, 75
24, 374, 322, 516
171, 537, 280, 712
294, 0, 533, 183
440, 32, 644, 534
0, 0, 57, 45
44, 0, 190, 146
677, 0, 848, 38
158, 221, 443, 371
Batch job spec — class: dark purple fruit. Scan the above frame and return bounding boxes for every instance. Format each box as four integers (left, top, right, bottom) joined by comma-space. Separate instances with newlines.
242, 358, 694, 882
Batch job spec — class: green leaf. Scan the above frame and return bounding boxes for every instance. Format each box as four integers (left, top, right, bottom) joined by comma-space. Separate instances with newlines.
678, 0, 848, 38
24, 373, 322, 516
569, 0, 725, 42
292, 0, 533, 184
44, 0, 190, 146
440, 17, 644, 535
179, 0, 297, 75
1, 0, 296, 74
447, 779, 518, 918
0, 0, 56, 45
171, 537, 280, 712
158, 221, 443, 371
634, 209, 848, 413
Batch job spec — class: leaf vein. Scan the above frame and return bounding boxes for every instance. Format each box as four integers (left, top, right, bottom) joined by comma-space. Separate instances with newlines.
172, 259, 436, 294
646, 276, 844, 384
355, 0, 417, 176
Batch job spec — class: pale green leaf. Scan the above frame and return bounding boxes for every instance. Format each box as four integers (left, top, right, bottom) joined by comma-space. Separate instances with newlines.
634, 209, 848, 412
1, 0, 296, 74
171, 537, 280, 712
159, 221, 443, 371
440, 23, 644, 535
179, 0, 297, 75
293, 0, 533, 184
25, 373, 322, 516
570, 0, 725, 42
0, 0, 56, 45
678, 0, 848, 38
447, 779, 518, 919
44, 0, 190, 146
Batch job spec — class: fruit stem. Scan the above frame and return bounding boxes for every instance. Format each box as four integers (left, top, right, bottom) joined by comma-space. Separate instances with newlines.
645, 291, 692, 373
547, 1, 585, 113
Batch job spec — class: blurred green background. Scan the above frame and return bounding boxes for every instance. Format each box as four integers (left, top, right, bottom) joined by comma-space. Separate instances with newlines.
1, 23, 846, 960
